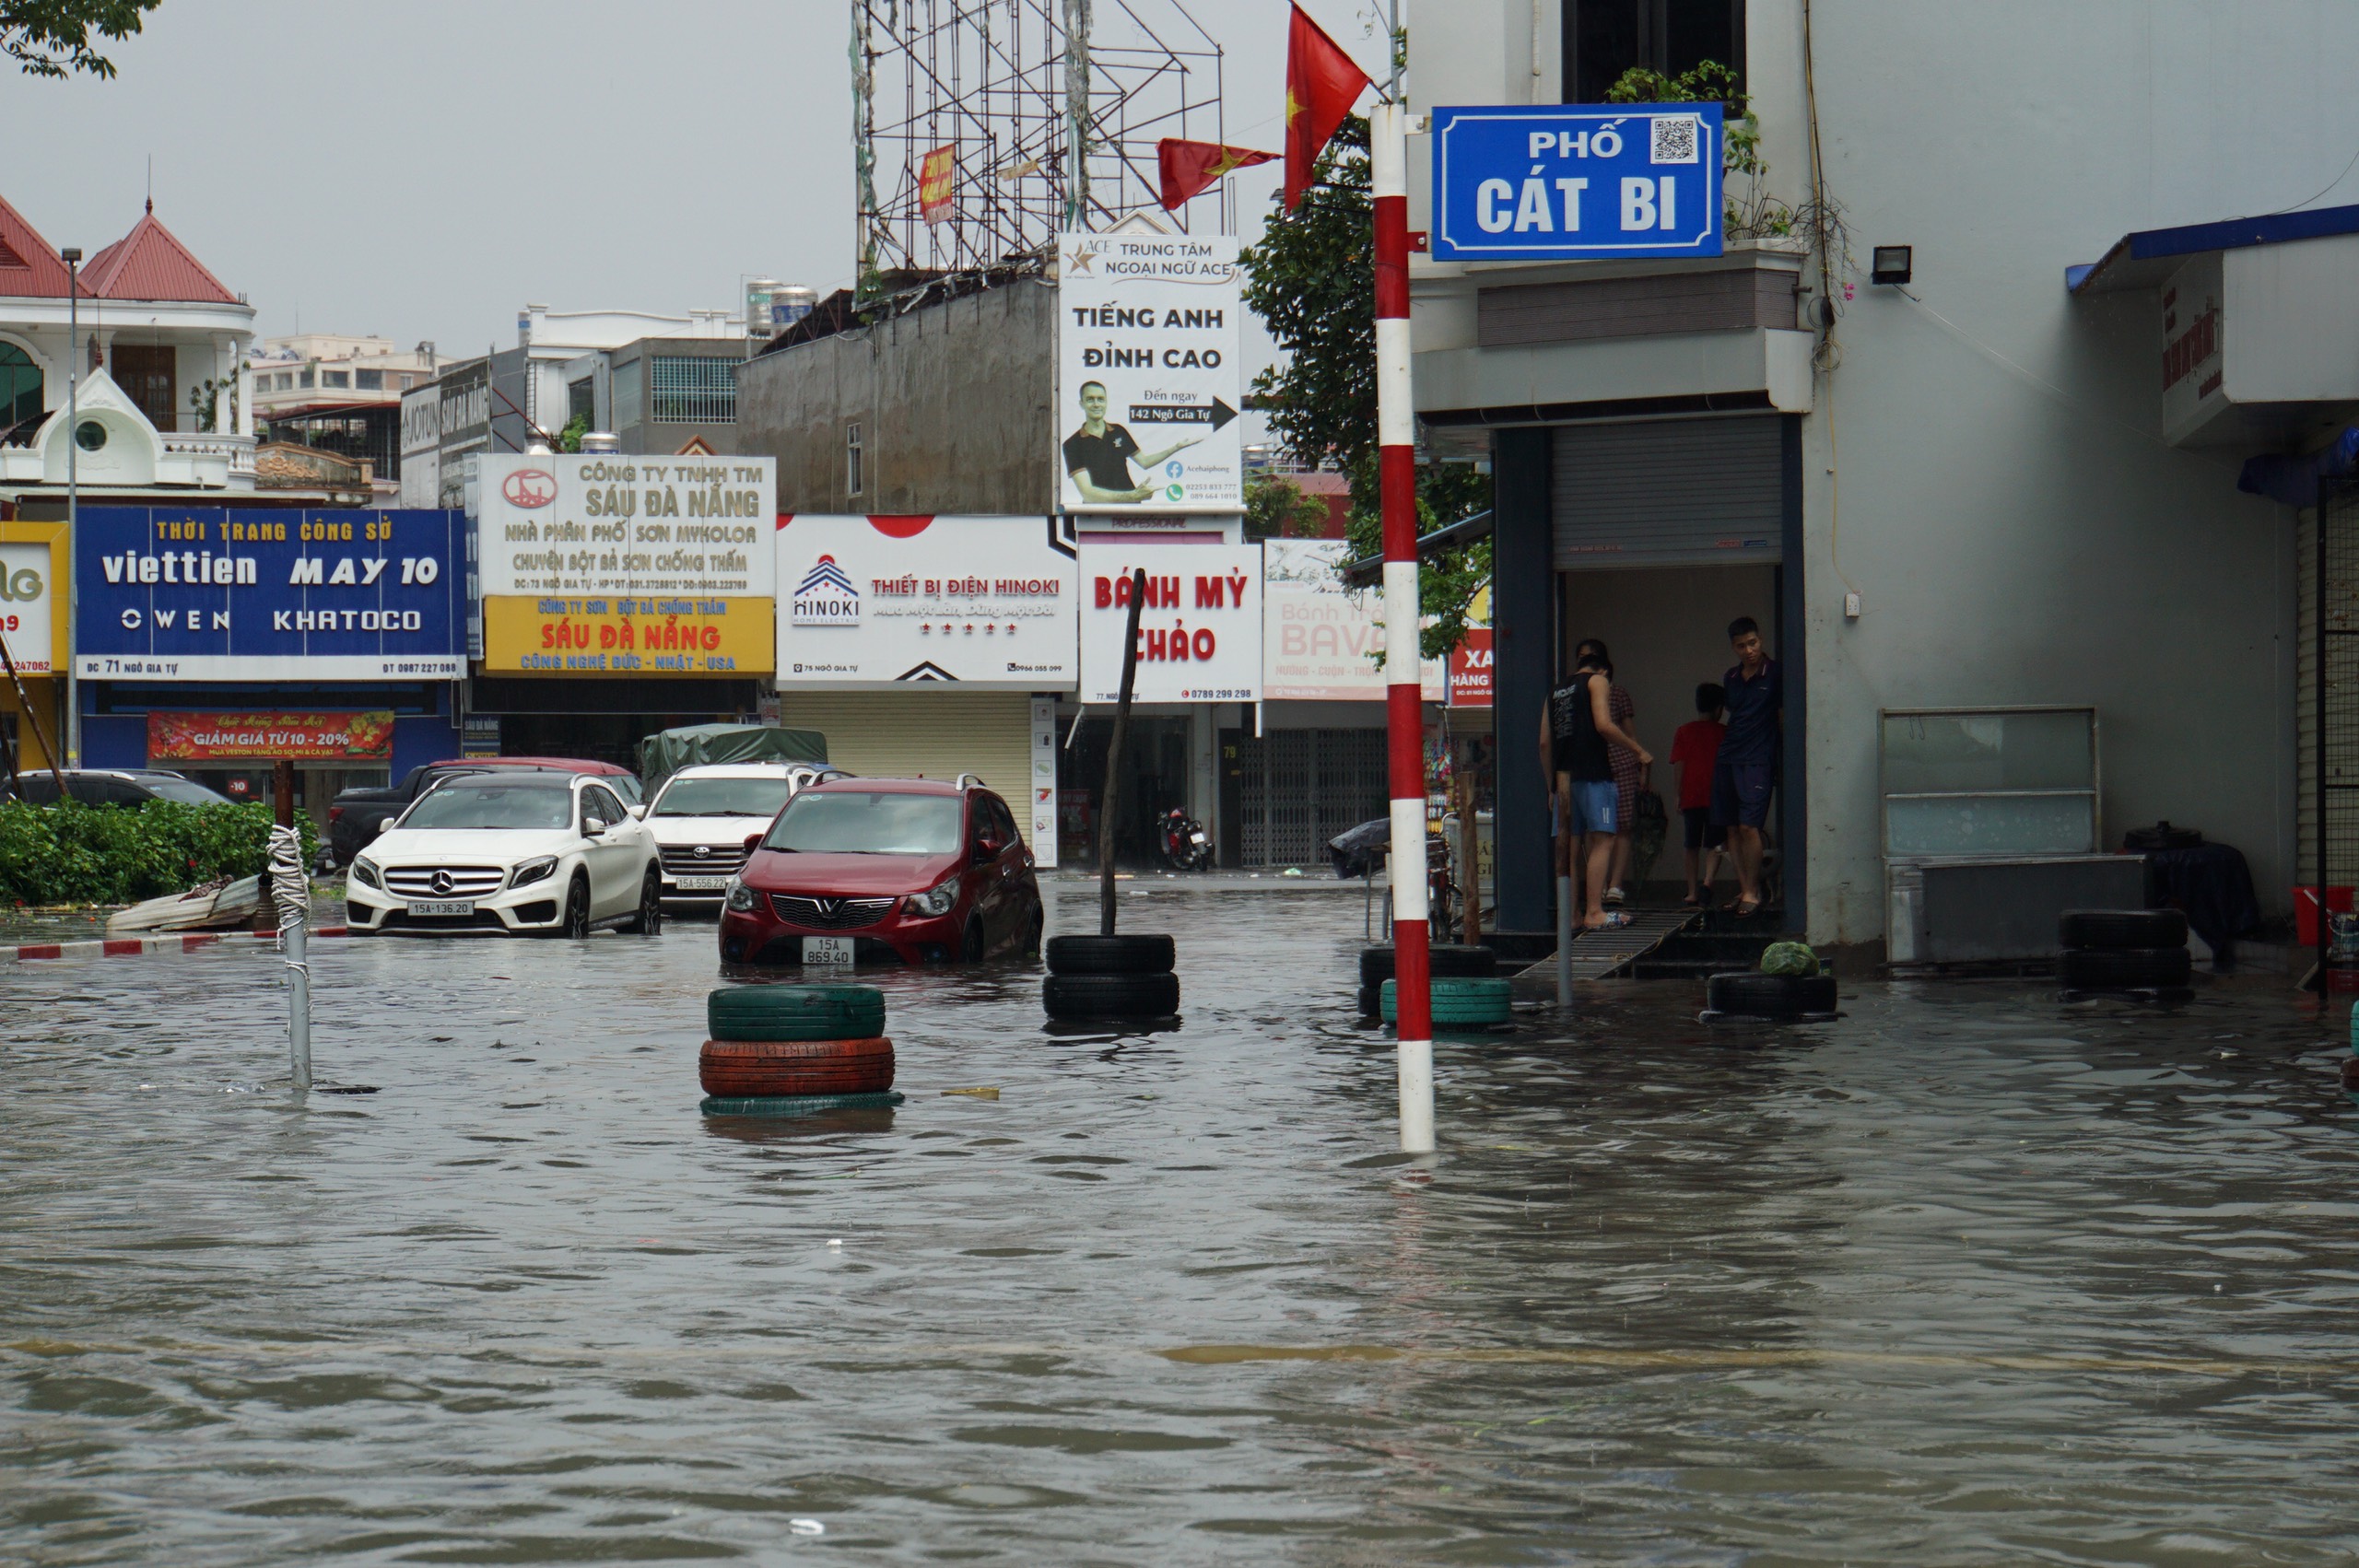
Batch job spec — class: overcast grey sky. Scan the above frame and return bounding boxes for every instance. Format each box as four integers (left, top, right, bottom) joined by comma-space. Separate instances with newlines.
0, 0, 1389, 355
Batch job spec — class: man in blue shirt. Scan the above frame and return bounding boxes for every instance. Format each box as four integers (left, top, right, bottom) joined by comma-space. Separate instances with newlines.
1709, 616, 1781, 918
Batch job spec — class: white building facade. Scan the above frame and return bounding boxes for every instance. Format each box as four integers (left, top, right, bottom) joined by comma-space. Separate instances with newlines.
1411, 2, 2346, 954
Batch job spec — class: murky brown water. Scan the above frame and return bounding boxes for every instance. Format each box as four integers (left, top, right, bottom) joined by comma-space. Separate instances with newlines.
6, 887, 2357, 1564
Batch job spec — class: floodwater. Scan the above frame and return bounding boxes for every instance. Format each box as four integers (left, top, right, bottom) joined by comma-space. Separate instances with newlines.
6, 886, 2357, 1565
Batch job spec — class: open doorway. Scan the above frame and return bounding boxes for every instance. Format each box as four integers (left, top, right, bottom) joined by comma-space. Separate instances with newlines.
1559, 563, 1780, 907
1059, 715, 1191, 869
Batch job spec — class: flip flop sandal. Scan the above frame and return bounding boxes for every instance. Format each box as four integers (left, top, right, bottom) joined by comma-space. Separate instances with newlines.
1602, 887, 1626, 907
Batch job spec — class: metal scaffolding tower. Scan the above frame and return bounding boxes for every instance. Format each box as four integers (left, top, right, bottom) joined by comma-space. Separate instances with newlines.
852, 0, 1225, 289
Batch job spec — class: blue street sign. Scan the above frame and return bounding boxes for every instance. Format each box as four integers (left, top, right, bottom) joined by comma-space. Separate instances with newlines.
1430, 103, 1724, 262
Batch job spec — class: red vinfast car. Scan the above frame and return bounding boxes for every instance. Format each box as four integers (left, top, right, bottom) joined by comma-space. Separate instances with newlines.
719, 777, 1042, 966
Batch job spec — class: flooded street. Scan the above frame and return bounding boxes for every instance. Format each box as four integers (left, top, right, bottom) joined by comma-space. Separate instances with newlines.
6, 885, 2358, 1564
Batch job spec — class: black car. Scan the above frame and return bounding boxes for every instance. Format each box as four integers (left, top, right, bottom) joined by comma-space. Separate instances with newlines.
3, 768, 238, 807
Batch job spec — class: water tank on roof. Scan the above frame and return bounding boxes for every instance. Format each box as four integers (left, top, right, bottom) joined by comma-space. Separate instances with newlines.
770, 286, 816, 331
745, 277, 782, 337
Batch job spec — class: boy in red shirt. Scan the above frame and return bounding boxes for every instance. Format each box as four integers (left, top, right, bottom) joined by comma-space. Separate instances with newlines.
1669, 683, 1727, 908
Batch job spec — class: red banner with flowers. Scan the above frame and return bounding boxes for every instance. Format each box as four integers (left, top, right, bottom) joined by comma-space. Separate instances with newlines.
147, 710, 396, 762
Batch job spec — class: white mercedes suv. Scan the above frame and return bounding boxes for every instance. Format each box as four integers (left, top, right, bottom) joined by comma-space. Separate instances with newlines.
345, 771, 663, 937
644, 763, 848, 909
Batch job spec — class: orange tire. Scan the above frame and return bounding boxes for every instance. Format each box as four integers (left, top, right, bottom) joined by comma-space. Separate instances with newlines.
698, 1036, 895, 1098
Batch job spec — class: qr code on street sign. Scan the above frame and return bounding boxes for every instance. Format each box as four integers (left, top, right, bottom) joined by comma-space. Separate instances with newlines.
1649, 114, 1700, 164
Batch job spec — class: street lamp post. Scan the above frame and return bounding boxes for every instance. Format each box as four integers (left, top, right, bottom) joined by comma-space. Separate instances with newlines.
61, 246, 80, 767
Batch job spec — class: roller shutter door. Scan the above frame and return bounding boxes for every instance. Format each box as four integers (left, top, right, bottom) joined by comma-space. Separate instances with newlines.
771, 690, 1039, 851
2300, 486, 2359, 902
1552, 415, 1783, 569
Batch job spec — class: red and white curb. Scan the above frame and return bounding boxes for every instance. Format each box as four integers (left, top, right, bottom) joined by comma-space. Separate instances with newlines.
6, 927, 350, 963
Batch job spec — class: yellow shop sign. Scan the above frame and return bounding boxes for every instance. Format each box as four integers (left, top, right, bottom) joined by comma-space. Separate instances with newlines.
482, 595, 776, 675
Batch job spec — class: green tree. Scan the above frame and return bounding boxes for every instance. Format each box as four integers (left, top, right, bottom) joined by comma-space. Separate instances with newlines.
1605, 60, 1791, 239
1242, 474, 1330, 543
3, 0, 160, 78
1240, 115, 1493, 663
557, 411, 592, 453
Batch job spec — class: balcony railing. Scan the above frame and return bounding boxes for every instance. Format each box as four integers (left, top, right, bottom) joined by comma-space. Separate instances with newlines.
159, 431, 257, 482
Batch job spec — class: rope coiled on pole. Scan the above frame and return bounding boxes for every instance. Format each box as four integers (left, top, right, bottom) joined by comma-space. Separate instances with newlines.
266, 825, 309, 982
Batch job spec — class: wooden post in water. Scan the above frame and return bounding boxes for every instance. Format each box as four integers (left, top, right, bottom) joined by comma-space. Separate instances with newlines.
1459, 772, 1481, 945
1097, 568, 1148, 938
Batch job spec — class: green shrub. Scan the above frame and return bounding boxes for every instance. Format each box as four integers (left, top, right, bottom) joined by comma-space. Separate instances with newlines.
0, 801, 318, 907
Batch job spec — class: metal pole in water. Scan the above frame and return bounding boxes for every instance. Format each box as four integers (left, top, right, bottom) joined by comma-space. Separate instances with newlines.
1371, 99, 1433, 1154
268, 824, 311, 1090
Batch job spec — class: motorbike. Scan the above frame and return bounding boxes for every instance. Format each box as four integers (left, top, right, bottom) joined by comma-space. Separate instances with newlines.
1158, 807, 1213, 872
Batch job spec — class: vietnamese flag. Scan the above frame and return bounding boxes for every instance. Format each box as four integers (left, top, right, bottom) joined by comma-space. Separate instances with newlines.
1284, 5, 1372, 210
1158, 138, 1276, 209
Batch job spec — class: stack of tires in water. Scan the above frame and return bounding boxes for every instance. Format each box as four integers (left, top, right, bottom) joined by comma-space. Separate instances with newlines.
1358, 943, 1512, 1029
1042, 934, 1180, 1020
2056, 908, 2192, 997
1703, 942, 1837, 1022
699, 983, 904, 1116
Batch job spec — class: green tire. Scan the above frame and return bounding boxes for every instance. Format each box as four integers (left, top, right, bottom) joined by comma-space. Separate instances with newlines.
1381, 976, 1513, 1027
709, 983, 887, 1042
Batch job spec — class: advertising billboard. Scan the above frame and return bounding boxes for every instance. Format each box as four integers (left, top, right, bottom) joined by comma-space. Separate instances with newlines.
147, 709, 395, 762
476, 452, 777, 674
775, 515, 1077, 689
1056, 229, 1243, 514
1076, 541, 1261, 704
0, 533, 59, 673
1262, 538, 1444, 702
73, 508, 465, 682
476, 453, 776, 598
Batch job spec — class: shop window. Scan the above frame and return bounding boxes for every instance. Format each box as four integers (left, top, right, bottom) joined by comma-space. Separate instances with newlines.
650, 356, 735, 423
299, 366, 315, 389
357, 369, 383, 391
567, 376, 594, 427
1563, 0, 1743, 103
323, 369, 351, 388
0, 341, 41, 427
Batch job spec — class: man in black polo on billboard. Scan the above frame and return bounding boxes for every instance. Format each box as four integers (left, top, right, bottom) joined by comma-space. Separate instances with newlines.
1063, 380, 1202, 503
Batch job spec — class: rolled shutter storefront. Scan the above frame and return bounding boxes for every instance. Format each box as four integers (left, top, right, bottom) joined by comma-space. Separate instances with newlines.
1552, 415, 1784, 569
771, 690, 1039, 850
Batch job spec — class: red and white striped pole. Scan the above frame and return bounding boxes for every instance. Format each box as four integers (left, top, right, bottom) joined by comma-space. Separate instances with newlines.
1371, 99, 1433, 1153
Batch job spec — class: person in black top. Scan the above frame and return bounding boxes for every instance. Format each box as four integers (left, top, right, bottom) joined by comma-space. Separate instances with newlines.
1063, 380, 1202, 503
1541, 649, 1650, 930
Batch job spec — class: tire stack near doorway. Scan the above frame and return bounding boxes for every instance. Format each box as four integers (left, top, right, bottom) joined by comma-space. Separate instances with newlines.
1357, 943, 1496, 1020
699, 983, 904, 1115
2056, 908, 2193, 998
1043, 934, 1180, 1020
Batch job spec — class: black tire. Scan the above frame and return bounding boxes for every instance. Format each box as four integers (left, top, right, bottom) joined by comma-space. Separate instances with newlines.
559, 873, 591, 939
961, 919, 987, 963
1046, 933, 1176, 975
2058, 945, 2192, 989
1021, 907, 1044, 958
1356, 982, 1384, 1018
625, 868, 663, 934
710, 983, 887, 1041
1707, 971, 1838, 1018
2059, 908, 2188, 950
1358, 943, 1496, 986
1043, 971, 1180, 1018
